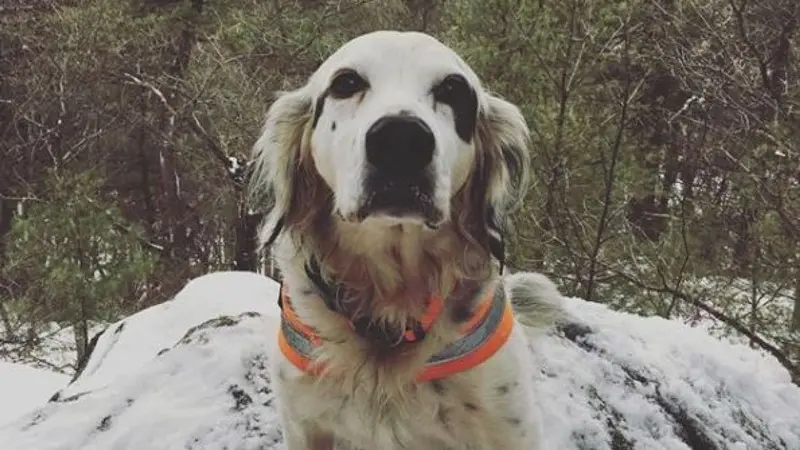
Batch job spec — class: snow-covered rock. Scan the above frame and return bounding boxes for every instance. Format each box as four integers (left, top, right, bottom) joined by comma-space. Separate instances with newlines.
0, 271, 798, 450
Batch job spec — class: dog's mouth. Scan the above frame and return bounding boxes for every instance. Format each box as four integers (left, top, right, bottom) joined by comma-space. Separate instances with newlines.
355, 179, 443, 229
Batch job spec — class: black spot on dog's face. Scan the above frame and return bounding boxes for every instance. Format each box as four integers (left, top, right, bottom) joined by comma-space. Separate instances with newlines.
312, 89, 329, 129
497, 384, 510, 395
432, 73, 478, 142
464, 401, 479, 411
313, 69, 368, 130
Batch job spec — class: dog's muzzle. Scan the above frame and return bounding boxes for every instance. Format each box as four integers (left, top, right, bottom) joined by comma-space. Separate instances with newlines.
359, 115, 442, 226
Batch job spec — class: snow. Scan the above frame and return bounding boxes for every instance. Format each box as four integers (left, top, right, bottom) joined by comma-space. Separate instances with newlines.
0, 362, 69, 426
533, 299, 799, 450
73, 271, 281, 394
0, 271, 798, 450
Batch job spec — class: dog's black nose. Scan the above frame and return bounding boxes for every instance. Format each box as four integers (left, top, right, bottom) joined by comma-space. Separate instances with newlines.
365, 115, 435, 178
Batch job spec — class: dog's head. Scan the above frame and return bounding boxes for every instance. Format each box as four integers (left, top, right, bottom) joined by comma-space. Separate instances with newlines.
250, 31, 530, 265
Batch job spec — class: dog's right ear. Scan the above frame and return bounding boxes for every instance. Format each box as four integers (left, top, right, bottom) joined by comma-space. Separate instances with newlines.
248, 87, 313, 249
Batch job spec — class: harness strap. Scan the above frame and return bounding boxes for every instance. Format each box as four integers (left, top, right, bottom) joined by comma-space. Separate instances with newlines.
277, 282, 513, 381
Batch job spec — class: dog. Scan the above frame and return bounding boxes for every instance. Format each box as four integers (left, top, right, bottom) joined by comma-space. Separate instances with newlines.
249, 30, 563, 450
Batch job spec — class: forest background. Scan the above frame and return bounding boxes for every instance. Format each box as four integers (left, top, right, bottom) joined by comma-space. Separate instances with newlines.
0, 0, 797, 383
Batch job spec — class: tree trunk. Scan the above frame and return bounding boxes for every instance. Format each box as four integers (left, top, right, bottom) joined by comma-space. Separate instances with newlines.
0, 199, 14, 337
157, 118, 183, 257
73, 317, 89, 369
765, 5, 796, 117
157, 0, 204, 260
0, 198, 14, 263
137, 103, 156, 232
732, 205, 756, 277
793, 270, 800, 332
0, 302, 12, 340
585, 22, 632, 302
72, 215, 90, 368
233, 198, 261, 272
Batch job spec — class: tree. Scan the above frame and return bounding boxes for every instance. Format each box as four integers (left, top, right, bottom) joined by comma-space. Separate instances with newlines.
2, 170, 156, 367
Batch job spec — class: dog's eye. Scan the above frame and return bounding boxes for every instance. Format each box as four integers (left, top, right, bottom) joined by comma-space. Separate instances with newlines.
433, 73, 478, 142
432, 74, 471, 105
329, 70, 368, 99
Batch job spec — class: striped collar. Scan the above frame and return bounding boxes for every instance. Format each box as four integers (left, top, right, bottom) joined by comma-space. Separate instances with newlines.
277, 280, 514, 382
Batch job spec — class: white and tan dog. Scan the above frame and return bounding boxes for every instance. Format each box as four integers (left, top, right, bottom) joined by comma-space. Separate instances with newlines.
249, 30, 562, 450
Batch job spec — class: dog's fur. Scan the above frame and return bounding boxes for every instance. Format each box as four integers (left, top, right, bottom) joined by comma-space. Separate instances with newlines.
249, 31, 563, 450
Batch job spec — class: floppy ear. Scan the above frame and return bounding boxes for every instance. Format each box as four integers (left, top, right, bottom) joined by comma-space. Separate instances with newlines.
474, 94, 531, 265
247, 87, 314, 249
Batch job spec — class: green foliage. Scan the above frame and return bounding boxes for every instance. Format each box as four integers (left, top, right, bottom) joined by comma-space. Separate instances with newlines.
3, 170, 156, 327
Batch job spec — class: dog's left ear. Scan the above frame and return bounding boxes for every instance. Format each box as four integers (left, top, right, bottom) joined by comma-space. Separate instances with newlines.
474, 94, 531, 264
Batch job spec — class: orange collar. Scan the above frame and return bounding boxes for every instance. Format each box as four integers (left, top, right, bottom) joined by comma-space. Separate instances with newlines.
277, 281, 514, 382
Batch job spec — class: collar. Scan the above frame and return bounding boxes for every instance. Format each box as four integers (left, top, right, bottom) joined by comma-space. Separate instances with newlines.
277, 280, 514, 382
298, 258, 443, 347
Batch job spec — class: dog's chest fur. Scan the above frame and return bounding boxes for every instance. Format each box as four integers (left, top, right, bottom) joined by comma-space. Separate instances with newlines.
272, 327, 538, 450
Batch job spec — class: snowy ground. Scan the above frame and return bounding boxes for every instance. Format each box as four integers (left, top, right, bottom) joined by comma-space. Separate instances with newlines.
0, 362, 69, 426
0, 271, 798, 450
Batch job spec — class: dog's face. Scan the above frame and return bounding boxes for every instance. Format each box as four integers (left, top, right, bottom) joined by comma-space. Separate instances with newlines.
252, 31, 530, 254
307, 32, 481, 228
